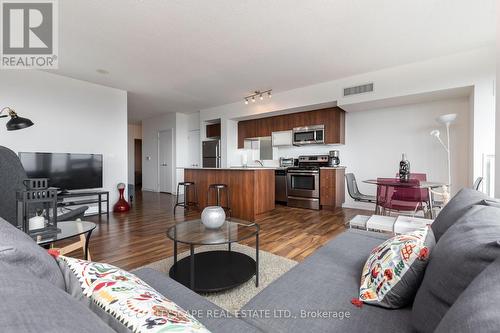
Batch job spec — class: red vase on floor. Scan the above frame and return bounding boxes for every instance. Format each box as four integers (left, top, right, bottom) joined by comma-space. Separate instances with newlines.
113, 183, 130, 212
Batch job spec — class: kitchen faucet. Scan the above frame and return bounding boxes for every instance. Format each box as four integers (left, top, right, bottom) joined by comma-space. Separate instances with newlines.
255, 160, 264, 167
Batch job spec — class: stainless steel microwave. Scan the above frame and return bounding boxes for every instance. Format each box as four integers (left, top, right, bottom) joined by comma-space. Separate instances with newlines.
292, 125, 325, 145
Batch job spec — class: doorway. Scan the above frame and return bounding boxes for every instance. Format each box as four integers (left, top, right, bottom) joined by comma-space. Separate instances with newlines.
158, 129, 174, 193
134, 139, 142, 189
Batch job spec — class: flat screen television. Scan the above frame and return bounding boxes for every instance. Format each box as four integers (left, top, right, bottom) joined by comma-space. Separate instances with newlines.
19, 152, 103, 191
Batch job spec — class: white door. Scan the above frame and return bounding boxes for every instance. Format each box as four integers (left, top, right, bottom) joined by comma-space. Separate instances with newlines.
158, 129, 173, 193
188, 129, 201, 167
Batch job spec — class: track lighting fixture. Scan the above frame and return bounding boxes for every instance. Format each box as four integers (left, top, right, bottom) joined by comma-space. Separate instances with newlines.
243, 89, 272, 105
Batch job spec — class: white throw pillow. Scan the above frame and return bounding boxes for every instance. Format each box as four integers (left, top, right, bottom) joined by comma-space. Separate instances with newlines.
359, 226, 435, 308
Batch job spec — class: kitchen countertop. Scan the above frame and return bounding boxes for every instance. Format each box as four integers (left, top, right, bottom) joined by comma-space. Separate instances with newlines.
182, 167, 278, 171
181, 166, 347, 170
319, 166, 347, 169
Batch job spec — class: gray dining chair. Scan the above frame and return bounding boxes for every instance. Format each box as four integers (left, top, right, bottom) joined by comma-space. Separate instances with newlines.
345, 173, 376, 204
472, 177, 483, 191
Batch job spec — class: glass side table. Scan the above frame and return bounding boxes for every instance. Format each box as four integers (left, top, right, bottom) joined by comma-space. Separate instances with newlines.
33, 221, 96, 260
166, 219, 259, 292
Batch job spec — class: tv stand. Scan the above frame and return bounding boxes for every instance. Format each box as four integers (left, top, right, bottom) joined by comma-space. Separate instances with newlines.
57, 189, 71, 195
57, 190, 109, 219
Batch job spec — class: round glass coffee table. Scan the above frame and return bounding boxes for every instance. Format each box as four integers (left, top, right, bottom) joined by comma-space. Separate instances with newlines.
166, 219, 259, 292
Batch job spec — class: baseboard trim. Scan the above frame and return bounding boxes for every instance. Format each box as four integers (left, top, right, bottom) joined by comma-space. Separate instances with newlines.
342, 201, 375, 211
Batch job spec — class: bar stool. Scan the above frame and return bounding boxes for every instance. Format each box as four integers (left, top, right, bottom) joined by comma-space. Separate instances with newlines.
174, 182, 198, 216
207, 183, 231, 217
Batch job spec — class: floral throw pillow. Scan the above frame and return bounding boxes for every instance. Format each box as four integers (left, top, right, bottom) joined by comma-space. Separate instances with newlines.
359, 226, 435, 308
57, 255, 211, 333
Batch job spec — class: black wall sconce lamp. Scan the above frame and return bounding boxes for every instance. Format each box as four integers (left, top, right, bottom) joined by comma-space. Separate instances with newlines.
0, 107, 34, 131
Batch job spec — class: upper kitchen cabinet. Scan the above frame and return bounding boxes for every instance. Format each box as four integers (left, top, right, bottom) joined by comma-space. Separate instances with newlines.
332, 108, 345, 144
206, 123, 221, 138
255, 117, 274, 138
319, 107, 345, 144
272, 130, 293, 147
237, 107, 345, 148
292, 107, 345, 144
288, 111, 312, 129
238, 119, 257, 148
272, 115, 290, 132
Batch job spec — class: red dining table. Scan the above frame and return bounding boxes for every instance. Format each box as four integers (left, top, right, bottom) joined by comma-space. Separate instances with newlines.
363, 179, 448, 219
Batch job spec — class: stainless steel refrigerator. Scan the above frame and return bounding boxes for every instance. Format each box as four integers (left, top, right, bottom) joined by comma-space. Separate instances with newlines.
202, 140, 221, 168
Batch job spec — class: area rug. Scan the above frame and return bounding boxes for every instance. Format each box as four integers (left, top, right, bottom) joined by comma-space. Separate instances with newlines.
139, 244, 297, 313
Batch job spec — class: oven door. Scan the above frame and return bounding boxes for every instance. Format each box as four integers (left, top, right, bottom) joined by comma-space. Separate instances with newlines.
287, 171, 320, 198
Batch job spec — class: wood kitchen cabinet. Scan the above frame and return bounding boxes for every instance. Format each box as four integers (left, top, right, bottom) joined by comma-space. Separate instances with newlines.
320, 168, 345, 210
309, 110, 326, 127
237, 107, 346, 148
206, 123, 221, 138
288, 111, 312, 129
237, 119, 257, 148
325, 109, 345, 144
272, 115, 290, 132
255, 117, 274, 138
184, 168, 275, 221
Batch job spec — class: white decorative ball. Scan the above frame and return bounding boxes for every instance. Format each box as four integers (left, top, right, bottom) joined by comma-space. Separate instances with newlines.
201, 206, 226, 229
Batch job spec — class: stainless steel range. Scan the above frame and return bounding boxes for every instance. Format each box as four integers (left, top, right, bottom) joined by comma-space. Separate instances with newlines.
287, 155, 329, 210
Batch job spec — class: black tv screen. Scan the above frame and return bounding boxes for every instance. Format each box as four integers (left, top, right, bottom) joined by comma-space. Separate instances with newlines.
19, 152, 103, 191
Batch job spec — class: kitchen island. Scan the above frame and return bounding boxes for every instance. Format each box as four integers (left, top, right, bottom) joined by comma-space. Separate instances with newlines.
184, 168, 275, 221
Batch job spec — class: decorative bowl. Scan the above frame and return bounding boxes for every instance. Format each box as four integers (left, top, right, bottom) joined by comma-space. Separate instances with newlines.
201, 206, 226, 229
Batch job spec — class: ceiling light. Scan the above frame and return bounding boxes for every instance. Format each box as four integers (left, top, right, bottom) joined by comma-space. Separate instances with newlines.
268, 91, 272, 98
243, 89, 272, 105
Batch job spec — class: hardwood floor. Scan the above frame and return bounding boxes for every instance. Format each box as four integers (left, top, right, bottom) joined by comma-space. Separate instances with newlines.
72, 191, 370, 271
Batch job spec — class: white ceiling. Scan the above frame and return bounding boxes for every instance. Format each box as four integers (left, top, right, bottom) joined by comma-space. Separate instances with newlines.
53, 0, 495, 122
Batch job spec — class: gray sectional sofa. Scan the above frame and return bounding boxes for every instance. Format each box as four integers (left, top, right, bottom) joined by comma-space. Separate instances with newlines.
1, 188, 499, 332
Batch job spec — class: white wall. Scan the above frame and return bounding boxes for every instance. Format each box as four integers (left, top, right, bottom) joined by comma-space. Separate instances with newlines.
179, 113, 201, 192
275, 98, 470, 208
188, 112, 200, 131
127, 124, 142, 185
200, 47, 495, 189
141, 111, 200, 193
0, 71, 128, 209
175, 113, 189, 187
142, 112, 176, 192
472, 78, 496, 190
496, 2, 500, 198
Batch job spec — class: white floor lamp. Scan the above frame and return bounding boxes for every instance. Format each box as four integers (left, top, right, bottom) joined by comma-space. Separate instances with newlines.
430, 113, 457, 197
